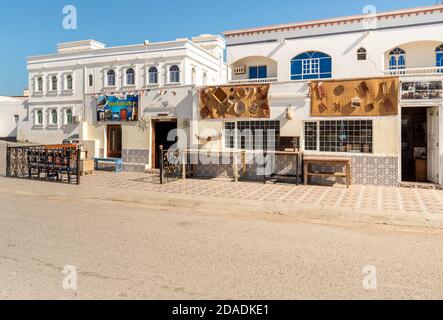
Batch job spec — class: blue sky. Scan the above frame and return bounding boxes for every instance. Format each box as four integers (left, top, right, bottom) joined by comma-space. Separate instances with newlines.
0, 0, 438, 96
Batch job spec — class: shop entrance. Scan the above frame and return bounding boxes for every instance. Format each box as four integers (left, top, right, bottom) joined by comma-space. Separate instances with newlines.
401, 107, 439, 183
107, 125, 122, 158
151, 120, 178, 169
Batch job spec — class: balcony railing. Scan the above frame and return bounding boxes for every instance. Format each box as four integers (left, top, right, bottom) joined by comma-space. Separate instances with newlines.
384, 66, 443, 76
229, 77, 278, 85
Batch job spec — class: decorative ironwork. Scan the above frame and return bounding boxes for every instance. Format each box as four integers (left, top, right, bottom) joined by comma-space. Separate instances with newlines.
6, 145, 81, 185
159, 147, 193, 184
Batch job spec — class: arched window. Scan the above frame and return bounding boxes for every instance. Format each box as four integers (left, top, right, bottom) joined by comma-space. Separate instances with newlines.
66, 74, 73, 90
148, 67, 158, 84
202, 72, 208, 86
51, 75, 58, 91
36, 77, 43, 92
50, 109, 58, 125
357, 48, 367, 61
169, 65, 180, 83
89, 74, 93, 87
389, 47, 406, 71
107, 70, 116, 86
65, 109, 73, 125
126, 68, 135, 85
436, 44, 443, 70
36, 109, 43, 125
290, 51, 332, 80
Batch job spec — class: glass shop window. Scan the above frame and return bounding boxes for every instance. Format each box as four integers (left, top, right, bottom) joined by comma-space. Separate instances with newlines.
224, 121, 280, 151
304, 120, 373, 153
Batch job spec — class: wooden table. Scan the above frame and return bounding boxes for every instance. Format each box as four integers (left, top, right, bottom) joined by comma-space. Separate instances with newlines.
304, 157, 351, 188
262, 151, 304, 185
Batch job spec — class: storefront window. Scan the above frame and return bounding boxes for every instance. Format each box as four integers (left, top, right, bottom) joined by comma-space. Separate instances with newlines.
224, 121, 280, 151
304, 120, 373, 153
304, 122, 318, 151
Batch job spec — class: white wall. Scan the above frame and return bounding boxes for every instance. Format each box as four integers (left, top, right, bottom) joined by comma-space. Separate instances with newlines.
226, 10, 443, 81
0, 98, 27, 138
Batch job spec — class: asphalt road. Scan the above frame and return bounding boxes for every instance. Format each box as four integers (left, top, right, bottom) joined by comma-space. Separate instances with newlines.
0, 179, 442, 300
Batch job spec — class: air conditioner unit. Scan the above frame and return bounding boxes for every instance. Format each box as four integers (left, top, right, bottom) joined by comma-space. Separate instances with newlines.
233, 65, 246, 75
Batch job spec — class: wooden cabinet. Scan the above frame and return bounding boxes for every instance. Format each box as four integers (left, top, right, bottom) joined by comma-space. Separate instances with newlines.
80, 159, 95, 175
415, 159, 427, 182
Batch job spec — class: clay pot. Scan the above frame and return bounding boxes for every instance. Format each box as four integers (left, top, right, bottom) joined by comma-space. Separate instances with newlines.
234, 101, 246, 116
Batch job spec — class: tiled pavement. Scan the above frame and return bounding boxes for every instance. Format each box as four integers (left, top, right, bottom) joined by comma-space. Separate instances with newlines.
81, 171, 443, 216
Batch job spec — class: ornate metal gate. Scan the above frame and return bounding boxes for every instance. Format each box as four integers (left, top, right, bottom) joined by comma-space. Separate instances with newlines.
159, 146, 193, 184
6, 144, 81, 185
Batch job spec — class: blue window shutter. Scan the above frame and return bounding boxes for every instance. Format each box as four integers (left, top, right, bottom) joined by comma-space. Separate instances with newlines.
249, 66, 258, 79
437, 52, 443, 67
319, 58, 332, 79
291, 60, 302, 79
258, 66, 267, 78
389, 56, 397, 69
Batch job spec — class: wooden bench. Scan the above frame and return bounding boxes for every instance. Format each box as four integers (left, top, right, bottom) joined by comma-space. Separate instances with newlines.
93, 158, 123, 173
304, 157, 351, 188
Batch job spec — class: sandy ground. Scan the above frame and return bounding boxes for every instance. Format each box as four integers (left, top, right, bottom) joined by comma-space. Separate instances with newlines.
0, 176, 442, 300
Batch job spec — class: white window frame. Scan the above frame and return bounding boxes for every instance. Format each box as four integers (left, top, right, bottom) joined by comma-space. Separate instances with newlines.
104, 69, 117, 88
147, 66, 159, 85
302, 119, 374, 154
168, 64, 181, 84
124, 67, 136, 87
64, 108, 74, 125
62, 73, 74, 92
49, 74, 58, 92
34, 76, 44, 93
34, 109, 44, 126
49, 108, 58, 126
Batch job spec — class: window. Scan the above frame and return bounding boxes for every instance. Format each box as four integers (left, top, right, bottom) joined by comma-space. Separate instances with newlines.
304, 120, 373, 153
304, 122, 318, 151
202, 72, 208, 85
224, 121, 280, 151
169, 65, 180, 83
65, 109, 73, 125
436, 44, 443, 70
291, 51, 332, 80
51, 75, 58, 91
148, 67, 158, 84
36, 77, 43, 92
357, 48, 367, 61
35, 109, 43, 125
249, 66, 267, 79
66, 74, 73, 90
126, 68, 135, 86
107, 70, 116, 86
50, 109, 58, 125
14, 114, 19, 124
389, 47, 406, 71
89, 75, 93, 87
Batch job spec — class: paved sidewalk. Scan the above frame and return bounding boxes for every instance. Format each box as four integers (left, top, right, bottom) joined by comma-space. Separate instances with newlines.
78, 171, 443, 229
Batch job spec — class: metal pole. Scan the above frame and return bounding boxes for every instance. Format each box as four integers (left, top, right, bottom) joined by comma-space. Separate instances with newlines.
76, 146, 81, 185
5, 144, 10, 177
159, 145, 164, 184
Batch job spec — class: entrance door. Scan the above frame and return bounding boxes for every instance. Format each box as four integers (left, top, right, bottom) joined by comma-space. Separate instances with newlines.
427, 107, 439, 183
107, 125, 122, 158
151, 120, 178, 169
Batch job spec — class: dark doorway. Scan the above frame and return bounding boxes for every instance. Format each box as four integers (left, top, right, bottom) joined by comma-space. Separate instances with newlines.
401, 108, 427, 182
152, 120, 178, 169
107, 125, 122, 158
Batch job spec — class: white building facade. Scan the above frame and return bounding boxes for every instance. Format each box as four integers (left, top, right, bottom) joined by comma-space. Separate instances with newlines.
0, 96, 27, 139
21, 35, 226, 171
201, 4, 443, 186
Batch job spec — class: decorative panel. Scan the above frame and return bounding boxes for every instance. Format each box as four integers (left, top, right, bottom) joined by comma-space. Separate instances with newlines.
199, 85, 270, 120
310, 77, 399, 117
